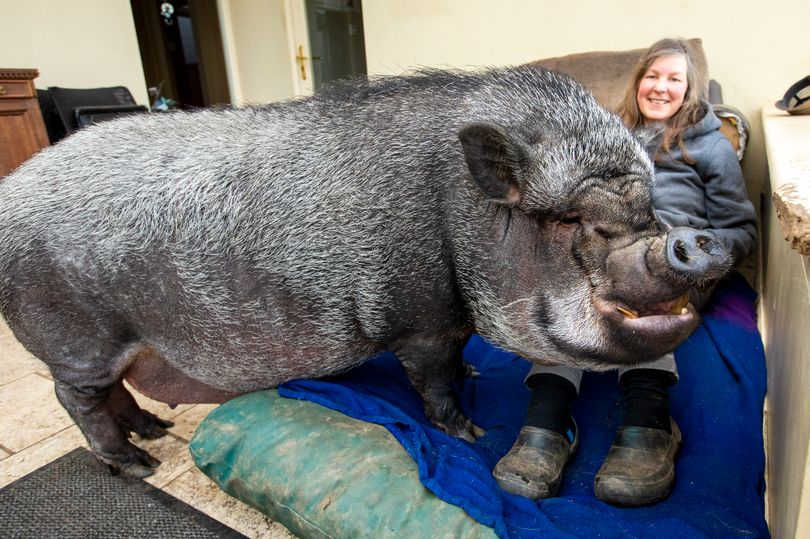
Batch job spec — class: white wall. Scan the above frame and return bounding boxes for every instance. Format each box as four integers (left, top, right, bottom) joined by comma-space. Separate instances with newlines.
0, 0, 149, 106
362, 0, 810, 208
0, 0, 299, 108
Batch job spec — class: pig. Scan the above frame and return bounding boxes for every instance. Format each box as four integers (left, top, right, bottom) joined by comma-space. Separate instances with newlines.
0, 65, 730, 477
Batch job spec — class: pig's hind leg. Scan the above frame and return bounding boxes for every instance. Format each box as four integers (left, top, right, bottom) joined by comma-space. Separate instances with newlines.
55, 376, 174, 478
392, 334, 485, 442
7, 306, 172, 477
45, 334, 176, 477
1, 257, 173, 476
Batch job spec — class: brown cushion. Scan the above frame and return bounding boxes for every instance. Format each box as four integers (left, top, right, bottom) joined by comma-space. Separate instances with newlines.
529, 38, 709, 111
713, 103, 749, 159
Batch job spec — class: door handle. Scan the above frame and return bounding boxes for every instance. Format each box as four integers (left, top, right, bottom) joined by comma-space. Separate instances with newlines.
295, 45, 321, 81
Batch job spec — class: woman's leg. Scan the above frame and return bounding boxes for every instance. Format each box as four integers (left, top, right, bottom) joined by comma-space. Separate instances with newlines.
493, 364, 581, 500
616, 353, 678, 432
522, 365, 580, 439
594, 354, 681, 505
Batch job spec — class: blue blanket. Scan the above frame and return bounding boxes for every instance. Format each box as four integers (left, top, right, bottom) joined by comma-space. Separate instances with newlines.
279, 273, 768, 538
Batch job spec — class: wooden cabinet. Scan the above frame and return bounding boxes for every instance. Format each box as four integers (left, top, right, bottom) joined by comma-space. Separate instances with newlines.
0, 68, 49, 177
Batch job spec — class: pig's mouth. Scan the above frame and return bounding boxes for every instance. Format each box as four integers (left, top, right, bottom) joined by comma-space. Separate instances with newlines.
594, 293, 697, 336
613, 293, 690, 319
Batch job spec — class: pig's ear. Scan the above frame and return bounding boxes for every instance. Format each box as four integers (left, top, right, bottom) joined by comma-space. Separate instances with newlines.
458, 122, 526, 205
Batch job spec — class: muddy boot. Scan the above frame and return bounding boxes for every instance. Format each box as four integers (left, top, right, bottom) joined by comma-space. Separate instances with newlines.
594, 369, 680, 506
493, 373, 578, 500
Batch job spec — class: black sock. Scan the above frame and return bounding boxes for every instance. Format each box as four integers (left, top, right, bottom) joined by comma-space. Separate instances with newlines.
618, 369, 676, 433
524, 373, 577, 441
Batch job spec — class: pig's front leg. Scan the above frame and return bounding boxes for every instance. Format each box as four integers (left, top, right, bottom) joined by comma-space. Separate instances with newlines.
390, 333, 484, 442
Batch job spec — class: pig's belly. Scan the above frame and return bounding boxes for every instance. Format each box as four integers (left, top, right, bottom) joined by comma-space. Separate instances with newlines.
133, 330, 382, 398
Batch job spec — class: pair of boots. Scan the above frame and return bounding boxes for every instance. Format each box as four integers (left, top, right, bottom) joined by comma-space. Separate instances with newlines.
493, 369, 680, 506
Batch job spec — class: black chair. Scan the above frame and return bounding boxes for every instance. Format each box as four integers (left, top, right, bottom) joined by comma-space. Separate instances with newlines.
37, 86, 148, 144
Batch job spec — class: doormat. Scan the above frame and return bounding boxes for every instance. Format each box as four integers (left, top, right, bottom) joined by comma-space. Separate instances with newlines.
0, 447, 246, 538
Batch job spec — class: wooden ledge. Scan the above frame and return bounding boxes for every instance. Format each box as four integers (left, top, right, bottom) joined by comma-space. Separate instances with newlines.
762, 107, 810, 256
773, 182, 810, 255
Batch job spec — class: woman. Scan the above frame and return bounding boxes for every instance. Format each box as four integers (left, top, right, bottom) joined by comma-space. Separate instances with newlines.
493, 38, 757, 506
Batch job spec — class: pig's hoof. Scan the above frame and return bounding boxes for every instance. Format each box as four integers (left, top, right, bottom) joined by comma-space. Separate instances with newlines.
139, 417, 174, 439
460, 420, 486, 442
110, 462, 156, 479
99, 444, 162, 478
120, 410, 175, 440
439, 415, 486, 442
124, 462, 159, 479
462, 362, 481, 378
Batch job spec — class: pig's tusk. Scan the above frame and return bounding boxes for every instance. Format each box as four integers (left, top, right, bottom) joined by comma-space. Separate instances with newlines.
616, 306, 639, 319
671, 293, 690, 314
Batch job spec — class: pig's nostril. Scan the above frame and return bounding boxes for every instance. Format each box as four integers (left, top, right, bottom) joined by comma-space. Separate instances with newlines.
663, 226, 731, 280
673, 239, 689, 262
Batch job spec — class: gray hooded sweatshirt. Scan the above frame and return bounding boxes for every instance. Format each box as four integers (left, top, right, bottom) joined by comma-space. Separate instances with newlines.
651, 101, 757, 266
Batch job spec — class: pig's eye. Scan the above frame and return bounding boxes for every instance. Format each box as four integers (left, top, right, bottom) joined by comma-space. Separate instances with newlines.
560, 211, 580, 226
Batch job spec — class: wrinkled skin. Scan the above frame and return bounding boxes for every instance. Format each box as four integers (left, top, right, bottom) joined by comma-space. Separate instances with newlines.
0, 66, 730, 477
453, 122, 730, 372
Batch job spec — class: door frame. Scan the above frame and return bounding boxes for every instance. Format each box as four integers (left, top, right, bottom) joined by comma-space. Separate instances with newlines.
284, 0, 314, 97
130, 0, 231, 107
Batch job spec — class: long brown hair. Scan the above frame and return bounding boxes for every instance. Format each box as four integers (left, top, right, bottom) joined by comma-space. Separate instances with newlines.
617, 38, 707, 164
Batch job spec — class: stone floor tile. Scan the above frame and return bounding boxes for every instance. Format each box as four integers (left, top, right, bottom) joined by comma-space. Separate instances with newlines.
138, 432, 197, 489
0, 373, 74, 452
0, 425, 86, 488
168, 403, 218, 442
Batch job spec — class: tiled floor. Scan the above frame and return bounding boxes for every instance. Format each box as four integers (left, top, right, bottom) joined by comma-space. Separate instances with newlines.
0, 317, 294, 538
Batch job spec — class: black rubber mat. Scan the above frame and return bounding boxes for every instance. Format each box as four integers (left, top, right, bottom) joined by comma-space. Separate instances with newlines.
0, 447, 246, 538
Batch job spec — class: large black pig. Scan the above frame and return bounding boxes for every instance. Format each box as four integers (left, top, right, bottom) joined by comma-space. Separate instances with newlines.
0, 66, 729, 477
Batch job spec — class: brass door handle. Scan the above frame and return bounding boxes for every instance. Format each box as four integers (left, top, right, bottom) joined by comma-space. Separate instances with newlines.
295, 45, 321, 81
0, 86, 6, 95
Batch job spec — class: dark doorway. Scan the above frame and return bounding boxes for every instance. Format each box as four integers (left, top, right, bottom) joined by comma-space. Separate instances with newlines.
305, 0, 367, 92
130, 0, 230, 108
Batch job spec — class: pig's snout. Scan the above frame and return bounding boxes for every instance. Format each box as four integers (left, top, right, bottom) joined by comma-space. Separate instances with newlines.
665, 227, 729, 281
613, 227, 732, 305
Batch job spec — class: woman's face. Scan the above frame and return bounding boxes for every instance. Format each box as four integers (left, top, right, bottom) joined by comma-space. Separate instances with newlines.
636, 54, 688, 123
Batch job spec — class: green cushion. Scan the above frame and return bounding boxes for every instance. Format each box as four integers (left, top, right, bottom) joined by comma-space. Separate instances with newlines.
189, 390, 496, 538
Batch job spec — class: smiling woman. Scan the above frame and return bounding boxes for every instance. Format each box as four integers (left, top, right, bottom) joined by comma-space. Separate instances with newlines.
495, 36, 758, 508
636, 54, 688, 123
618, 38, 708, 165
